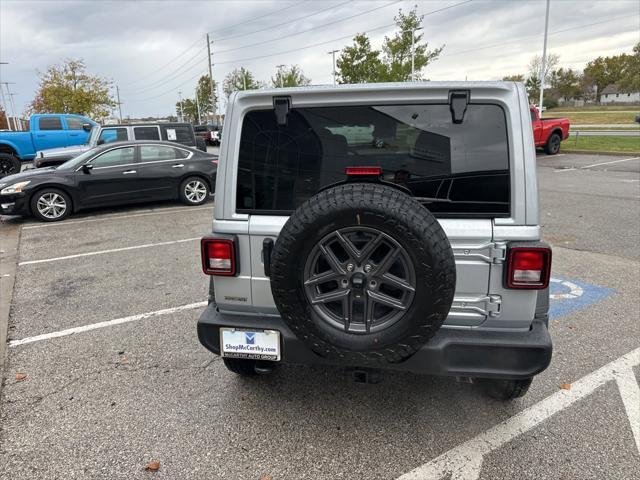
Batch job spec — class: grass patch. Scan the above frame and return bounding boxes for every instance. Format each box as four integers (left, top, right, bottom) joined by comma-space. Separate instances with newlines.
546, 105, 640, 125
563, 136, 640, 153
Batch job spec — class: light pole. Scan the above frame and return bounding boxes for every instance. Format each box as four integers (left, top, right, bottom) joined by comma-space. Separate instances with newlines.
115, 85, 123, 123
328, 49, 339, 85
195, 87, 201, 125
206, 33, 216, 120
178, 90, 184, 122
276, 64, 286, 88
538, 0, 551, 117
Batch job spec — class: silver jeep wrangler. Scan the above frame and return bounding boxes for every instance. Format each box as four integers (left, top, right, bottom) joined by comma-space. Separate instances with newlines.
198, 82, 552, 400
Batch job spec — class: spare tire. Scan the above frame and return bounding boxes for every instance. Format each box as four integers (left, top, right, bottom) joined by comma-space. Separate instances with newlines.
270, 183, 456, 364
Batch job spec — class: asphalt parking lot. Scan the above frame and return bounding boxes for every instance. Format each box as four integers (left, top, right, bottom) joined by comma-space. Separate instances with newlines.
0, 151, 638, 479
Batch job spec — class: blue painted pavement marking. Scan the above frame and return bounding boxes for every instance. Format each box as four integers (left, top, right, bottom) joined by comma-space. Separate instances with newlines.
549, 276, 615, 321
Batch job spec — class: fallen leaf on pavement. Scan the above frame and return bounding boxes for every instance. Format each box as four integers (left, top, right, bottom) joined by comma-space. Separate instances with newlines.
144, 460, 160, 471
15, 373, 27, 381
259, 475, 273, 480
559, 383, 571, 390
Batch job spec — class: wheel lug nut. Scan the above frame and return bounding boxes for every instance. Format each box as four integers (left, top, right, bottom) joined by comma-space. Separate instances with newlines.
341, 279, 348, 286
364, 264, 372, 273
346, 263, 355, 272
369, 280, 377, 288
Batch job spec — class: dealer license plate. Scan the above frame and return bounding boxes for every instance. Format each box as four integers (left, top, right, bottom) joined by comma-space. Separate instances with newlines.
220, 328, 281, 361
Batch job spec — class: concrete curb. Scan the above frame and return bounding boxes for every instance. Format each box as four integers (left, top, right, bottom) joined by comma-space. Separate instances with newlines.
0, 221, 20, 377
560, 149, 640, 157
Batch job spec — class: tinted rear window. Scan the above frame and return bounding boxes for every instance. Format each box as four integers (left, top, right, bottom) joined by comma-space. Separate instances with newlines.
161, 125, 195, 145
39, 117, 63, 130
133, 126, 160, 140
236, 104, 510, 217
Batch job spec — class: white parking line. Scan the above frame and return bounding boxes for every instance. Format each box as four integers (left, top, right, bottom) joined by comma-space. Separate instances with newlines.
22, 205, 213, 230
18, 237, 200, 266
397, 347, 640, 480
8, 301, 207, 348
554, 156, 640, 172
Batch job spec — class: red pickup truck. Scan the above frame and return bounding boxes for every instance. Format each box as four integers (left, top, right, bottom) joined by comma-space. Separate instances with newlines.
530, 106, 570, 155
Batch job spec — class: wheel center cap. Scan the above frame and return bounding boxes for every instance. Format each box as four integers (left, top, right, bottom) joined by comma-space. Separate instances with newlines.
350, 272, 366, 289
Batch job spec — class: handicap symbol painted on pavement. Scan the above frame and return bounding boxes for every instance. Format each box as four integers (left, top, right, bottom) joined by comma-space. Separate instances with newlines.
549, 276, 615, 321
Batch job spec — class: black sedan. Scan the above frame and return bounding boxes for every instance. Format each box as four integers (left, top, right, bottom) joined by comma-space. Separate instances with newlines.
0, 141, 217, 222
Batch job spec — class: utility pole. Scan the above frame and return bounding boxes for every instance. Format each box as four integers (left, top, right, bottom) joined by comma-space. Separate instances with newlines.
206, 33, 216, 122
8, 93, 19, 131
115, 85, 123, 123
178, 90, 184, 122
0, 62, 8, 130
0, 84, 10, 131
328, 50, 339, 85
276, 64, 286, 88
1, 82, 19, 131
538, 0, 551, 118
195, 87, 201, 124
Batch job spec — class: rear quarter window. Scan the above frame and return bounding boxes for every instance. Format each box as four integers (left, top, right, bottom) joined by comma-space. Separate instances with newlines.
38, 117, 63, 130
236, 104, 510, 218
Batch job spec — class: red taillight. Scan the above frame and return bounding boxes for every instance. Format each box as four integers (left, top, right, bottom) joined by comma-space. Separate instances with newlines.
506, 247, 551, 289
201, 237, 236, 276
345, 166, 382, 176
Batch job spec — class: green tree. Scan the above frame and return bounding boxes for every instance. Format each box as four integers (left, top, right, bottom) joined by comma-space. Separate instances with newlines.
271, 65, 311, 88
525, 76, 541, 102
223, 67, 260, 97
337, 34, 384, 84
195, 74, 218, 116
29, 59, 115, 119
502, 74, 525, 82
583, 53, 628, 99
379, 7, 443, 81
549, 68, 582, 100
175, 98, 198, 123
618, 42, 640, 93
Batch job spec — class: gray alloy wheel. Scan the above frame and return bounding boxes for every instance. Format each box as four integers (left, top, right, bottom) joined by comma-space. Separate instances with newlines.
183, 179, 208, 204
303, 226, 416, 334
35, 192, 68, 220
0, 153, 21, 178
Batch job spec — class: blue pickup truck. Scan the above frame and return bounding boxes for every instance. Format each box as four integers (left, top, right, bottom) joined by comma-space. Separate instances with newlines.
0, 114, 96, 178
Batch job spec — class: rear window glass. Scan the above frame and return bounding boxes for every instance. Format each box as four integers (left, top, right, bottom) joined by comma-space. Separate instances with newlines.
39, 117, 63, 130
161, 125, 194, 145
236, 104, 510, 217
100, 128, 128, 144
133, 126, 160, 140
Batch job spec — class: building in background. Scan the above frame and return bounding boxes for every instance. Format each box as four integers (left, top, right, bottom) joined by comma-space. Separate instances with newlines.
600, 84, 640, 104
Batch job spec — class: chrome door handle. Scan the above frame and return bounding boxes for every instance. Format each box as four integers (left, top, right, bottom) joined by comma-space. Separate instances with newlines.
172, 164, 184, 168
122, 170, 136, 174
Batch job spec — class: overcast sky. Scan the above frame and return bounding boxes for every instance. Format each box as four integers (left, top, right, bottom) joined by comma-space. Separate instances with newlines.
1, 0, 638, 118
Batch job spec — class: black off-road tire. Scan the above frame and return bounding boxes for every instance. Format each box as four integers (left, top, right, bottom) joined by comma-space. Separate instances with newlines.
0, 153, 21, 178
478, 377, 533, 401
270, 183, 456, 365
544, 132, 562, 155
30, 188, 72, 222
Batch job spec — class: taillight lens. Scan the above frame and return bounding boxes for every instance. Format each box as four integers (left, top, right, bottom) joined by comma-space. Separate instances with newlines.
506, 247, 551, 289
345, 166, 382, 176
201, 237, 236, 276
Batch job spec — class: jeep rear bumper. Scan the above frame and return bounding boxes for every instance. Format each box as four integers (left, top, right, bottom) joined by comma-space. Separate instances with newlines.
197, 305, 552, 380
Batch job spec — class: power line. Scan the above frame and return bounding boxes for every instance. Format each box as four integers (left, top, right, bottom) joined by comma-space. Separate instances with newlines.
125, 35, 203, 86
121, 47, 207, 93
214, 0, 402, 55
213, 0, 354, 43
214, 0, 473, 65
127, 69, 208, 103
208, 1, 306, 36
443, 14, 633, 58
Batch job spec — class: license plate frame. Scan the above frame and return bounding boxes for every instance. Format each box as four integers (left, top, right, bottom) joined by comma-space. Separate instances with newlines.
219, 328, 281, 361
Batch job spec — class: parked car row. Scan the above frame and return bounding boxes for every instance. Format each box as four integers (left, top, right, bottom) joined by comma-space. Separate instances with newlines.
0, 141, 216, 222
34, 122, 207, 168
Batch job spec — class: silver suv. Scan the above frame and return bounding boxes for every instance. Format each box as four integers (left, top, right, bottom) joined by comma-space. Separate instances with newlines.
198, 82, 552, 400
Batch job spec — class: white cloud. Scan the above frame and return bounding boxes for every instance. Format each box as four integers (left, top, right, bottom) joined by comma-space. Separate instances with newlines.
1, 0, 638, 118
